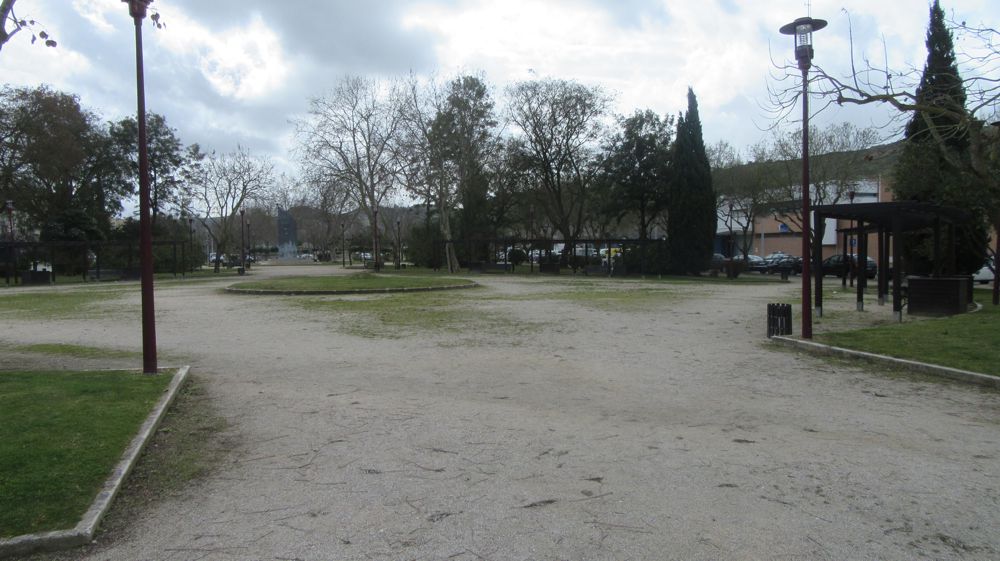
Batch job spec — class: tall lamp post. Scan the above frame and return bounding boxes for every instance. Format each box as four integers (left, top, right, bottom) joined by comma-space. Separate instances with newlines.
246, 219, 252, 268
188, 217, 194, 273
780, 15, 826, 340
396, 219, 401, 270
123, 0, 157, 373
239, 207, 246, 274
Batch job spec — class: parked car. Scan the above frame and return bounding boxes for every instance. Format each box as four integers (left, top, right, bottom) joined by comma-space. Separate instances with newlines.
765, 254, 802, 275
821, 254, 877, 279
763, 251, 787, 262
743, 254, 767, 273
974, 259, 994, 284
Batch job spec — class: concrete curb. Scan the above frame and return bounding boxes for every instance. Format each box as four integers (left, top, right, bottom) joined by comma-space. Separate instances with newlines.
0, 366, 191, 558
225, 282, 478, 296
771, 337, 1000, 388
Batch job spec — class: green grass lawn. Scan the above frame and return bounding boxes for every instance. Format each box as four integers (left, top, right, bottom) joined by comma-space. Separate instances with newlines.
230, 272, 475, 292
0, 370, 170, 537
818, 305, 1000, 376
13, 343, 141, 360
0, 289, 124, 320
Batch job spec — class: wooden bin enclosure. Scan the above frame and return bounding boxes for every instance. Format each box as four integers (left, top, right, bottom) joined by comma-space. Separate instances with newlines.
907, 276, 969, 316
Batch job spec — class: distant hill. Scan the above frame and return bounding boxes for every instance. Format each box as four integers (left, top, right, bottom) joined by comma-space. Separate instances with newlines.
714, 140, 904, 192
817, 140, 903, 179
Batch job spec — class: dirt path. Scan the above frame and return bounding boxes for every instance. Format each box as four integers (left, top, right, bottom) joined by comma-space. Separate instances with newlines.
4, 266, 998, 560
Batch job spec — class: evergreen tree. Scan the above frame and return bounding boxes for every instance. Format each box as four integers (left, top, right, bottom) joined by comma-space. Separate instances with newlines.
602, 110, 673, 242
667, 88, 716, 274
893, 0, 987, 273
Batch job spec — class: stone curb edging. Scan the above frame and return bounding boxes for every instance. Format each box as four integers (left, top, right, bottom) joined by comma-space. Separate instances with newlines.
771, 336, 1000, 388
224, 282, 478, 296
0, 366, 192, 559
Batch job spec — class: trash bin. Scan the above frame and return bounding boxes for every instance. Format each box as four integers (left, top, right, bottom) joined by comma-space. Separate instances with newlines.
767, 303, 793, 337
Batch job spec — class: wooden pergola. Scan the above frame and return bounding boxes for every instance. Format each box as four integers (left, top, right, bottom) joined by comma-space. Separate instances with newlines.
811, 201, 972, 321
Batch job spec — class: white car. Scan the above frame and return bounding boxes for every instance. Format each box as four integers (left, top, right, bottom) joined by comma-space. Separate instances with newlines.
974, 260, 994, 284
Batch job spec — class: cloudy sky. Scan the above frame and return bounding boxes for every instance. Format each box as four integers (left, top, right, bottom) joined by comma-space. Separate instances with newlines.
3, 0, 994, 176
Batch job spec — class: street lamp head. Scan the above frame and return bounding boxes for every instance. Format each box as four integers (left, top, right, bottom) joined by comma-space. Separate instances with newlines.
780, 16, 826, 70
848, 189, 856, 203
122, 0, 152, 19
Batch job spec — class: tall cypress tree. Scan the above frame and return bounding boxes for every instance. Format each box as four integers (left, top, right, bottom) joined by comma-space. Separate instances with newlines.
893, 0, 986, 273
667, 88, 716, 274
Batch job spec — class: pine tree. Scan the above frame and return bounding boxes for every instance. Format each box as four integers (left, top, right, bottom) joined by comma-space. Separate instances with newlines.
667, 88, 716, 274
893, 0, 987, 273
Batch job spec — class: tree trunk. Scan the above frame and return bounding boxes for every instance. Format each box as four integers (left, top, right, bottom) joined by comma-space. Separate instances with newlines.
439, 207, 460, 273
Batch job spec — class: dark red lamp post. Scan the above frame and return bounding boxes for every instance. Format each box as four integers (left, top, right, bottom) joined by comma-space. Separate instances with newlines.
123, 0, 157, 373
780, 15, 826, 340
188, 217, 194, 273
240, 207, 246, 274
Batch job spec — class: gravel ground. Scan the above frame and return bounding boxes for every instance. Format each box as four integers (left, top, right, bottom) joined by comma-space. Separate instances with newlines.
3, 265, 998, 561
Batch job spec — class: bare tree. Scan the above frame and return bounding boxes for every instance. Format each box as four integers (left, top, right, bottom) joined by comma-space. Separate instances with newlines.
0, 0, 55, 52
183, 146, 274, 272
296, 76, 407, 271
302, 168, 354, 259
764, 122, 879, 243
507, 79, 611, 259
401, 76, 462, 271
768, 14, 1000, 221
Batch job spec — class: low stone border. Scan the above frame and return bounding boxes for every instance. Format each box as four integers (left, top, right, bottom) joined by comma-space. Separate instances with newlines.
225, 282, 478, 296
0, 366, 191, 558
771, 337, 1000, 388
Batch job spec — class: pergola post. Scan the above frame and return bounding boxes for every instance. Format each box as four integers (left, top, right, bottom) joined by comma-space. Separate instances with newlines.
877, 227, 887, 306
841, 224, 849, 288
892, 216, 903, 322
857, 221, 867, 311
814, 210, 824, 317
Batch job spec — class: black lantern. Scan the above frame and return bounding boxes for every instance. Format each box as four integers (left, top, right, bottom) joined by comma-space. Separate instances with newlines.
780, 16, 827, 71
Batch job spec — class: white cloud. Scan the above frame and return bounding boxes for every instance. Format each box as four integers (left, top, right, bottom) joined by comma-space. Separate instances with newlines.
401, 0, 776, 135
71, 0, 117, 35
3, 36, 93, 92
152, 10, 290, 101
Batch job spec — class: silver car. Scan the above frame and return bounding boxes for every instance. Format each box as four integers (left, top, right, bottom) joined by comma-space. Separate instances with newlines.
974, 259, 994, 284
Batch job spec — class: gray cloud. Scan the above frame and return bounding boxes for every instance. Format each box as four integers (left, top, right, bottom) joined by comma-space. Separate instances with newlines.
164, 0, 441, 74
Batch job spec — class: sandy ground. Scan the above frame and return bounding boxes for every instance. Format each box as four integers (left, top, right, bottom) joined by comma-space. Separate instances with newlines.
2, 265, 998, 561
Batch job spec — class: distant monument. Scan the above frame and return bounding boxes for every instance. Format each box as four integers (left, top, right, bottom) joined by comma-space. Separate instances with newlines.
277, 209, 297, 260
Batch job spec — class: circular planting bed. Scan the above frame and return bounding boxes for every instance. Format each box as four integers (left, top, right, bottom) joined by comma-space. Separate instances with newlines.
226, 273, 477, 295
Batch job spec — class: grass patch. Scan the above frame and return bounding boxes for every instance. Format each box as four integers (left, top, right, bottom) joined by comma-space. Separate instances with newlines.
89, 375, 231, 544
518, 286, 681, 311
230, 272, 474, 293
14, 343, 140, 360
817, 305, 1000, 376
299, 289, 532, 339
0, 288, 125, 320
0, 370, 171, 537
